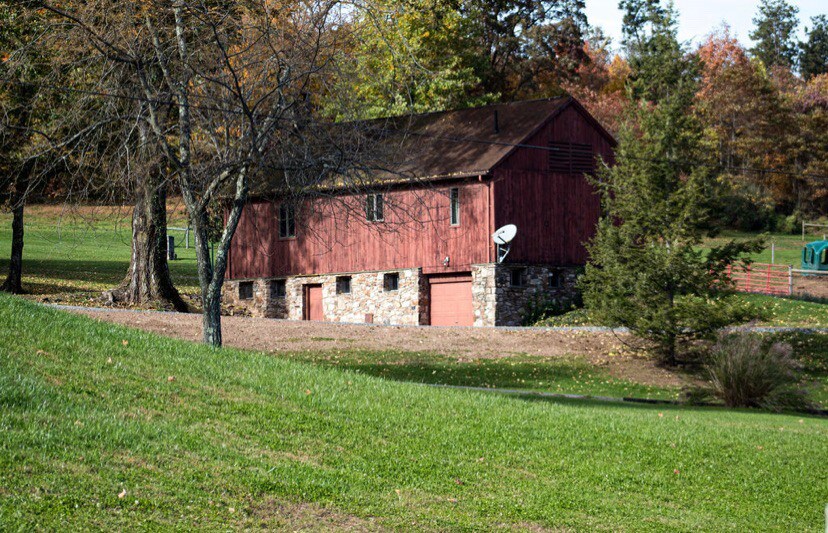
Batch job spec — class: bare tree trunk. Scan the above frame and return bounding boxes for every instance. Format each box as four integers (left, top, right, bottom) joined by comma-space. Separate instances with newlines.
202, 282, 222, 346
1, 198, 25, 294
106, 170, 187, 311
1, 161, 33, 295
188, 169, 249, 347
190, 208, 221, 346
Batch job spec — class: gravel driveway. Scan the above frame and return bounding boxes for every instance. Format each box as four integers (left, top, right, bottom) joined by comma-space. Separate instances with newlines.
68, 308, 686, 387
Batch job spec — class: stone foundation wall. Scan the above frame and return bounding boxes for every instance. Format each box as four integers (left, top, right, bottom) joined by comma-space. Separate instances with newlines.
223, 263, 580, 327
472, 264, 497, 327
223, 267, 422, 325
492, 264, 580, 326
222, 278, 280, 318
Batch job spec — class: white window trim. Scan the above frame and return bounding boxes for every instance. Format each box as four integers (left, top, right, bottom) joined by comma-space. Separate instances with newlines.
450, 187, 460, 226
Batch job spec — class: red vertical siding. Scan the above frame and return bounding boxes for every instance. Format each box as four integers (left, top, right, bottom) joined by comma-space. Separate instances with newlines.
229, 180, 492, 279
228, 101, 615, 279
493, 106, 613, 265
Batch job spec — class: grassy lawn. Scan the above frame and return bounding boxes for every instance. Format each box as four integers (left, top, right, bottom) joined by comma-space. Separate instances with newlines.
767, 331, 828, 407
0, 205, 199, 300
703, 230, 817, 266
282, 350, 683, 401
1, 295, 827, 530
737, 293, 828, 327
279, 336, 828, 408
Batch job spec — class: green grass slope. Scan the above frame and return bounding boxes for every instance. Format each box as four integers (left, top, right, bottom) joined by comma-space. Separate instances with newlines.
1, 295, 827, 530
0, 207, 199, 298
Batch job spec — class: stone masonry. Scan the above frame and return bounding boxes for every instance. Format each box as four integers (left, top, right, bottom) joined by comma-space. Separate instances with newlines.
223, 267, 423, 325
496, 264, 579, 326
223, 263, 580, 327
472, 263, 580, 326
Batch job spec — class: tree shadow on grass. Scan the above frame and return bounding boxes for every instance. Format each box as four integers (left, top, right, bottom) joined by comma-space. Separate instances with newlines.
284, 350, 678, 400
511, 392, 828, 419
0, 257, 199, 294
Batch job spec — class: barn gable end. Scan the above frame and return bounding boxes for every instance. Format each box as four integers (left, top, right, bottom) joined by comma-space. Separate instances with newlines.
492, 102, 614, 265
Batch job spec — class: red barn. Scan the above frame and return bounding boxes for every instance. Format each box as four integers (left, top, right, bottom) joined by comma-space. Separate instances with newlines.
224, 96, 615, 326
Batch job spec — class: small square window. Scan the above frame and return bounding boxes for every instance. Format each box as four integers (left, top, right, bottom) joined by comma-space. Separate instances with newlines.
548, 270, 562, 289
450, 187, 460, 226
271, 279, 286, 299
336, 276, 352, 294
510, 268, 524, 287
366, 193, 384, 222
383, 272, 399, 291
239, 281, 254, 300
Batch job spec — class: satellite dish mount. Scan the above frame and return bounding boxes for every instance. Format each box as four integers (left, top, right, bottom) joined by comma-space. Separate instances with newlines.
492, 224, 517, 263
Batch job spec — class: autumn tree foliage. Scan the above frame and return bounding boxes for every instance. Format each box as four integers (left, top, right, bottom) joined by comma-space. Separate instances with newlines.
790, 74, 828, 213
481, 0, 590, 100
560, 31, 629, 135
334, 0, 592, 118
328, 0, 492, 120
694, 28, 798, 223
620, 0, 692, 104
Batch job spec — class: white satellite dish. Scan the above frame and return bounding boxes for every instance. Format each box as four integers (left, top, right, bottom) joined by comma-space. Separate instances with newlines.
492, 224, 517, 263
492, 224, 517, 245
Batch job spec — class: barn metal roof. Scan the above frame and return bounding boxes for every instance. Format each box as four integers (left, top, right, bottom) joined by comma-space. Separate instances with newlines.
372, 96, 571, 180
248, 96, 613, 199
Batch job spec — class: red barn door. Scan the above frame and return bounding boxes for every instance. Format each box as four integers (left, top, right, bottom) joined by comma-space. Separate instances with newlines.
303, 284, 324, 321
429, 274, 473, 326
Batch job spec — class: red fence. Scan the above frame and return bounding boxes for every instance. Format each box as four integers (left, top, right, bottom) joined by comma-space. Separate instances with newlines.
723, 263, 792, 296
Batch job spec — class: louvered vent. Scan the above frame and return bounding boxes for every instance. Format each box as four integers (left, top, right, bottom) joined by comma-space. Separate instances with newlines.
548, 142, 595, 175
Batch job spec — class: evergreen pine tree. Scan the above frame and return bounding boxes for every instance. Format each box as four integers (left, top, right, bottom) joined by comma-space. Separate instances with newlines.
800, 15, 828, 80
749, 0, 800, 69
580, 1, 764, 364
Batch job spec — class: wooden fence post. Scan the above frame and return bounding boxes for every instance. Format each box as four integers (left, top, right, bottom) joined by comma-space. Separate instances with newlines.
745, 263, 751, 292
788, 265, 793, 296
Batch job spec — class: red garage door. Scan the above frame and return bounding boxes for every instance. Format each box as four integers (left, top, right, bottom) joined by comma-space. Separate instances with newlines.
429, 274, 473, 326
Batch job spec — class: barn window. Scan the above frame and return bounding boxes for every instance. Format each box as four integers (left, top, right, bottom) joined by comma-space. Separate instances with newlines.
336, 276, 351, 294
279, 203, 295, 238
270, 279, 286, 299
548, 270, 562, 289
450, 188, 460, 226
510, 268, 525, 287
366, 193, 384, 222
383, 272, 399, 291
239, 281, 254, 300
548, 141, 595, 175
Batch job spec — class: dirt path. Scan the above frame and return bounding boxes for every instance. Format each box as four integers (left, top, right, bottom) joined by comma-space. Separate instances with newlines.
70, 308, 688, 388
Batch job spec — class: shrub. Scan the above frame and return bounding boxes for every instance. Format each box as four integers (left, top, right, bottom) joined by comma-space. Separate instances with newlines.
707, 334, 810, 411
719, 194, 776, 231
522, 291, 583, 326
771, 213, 800, 234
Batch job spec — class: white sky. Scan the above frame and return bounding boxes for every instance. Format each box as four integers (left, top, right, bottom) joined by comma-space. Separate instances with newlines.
584, 0, 827, 52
